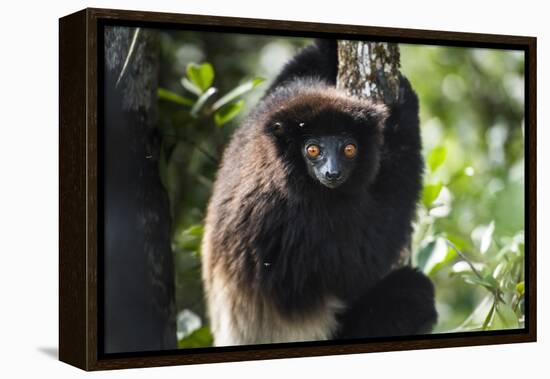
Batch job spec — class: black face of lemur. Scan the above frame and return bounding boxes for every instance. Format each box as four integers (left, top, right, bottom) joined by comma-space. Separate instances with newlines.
302, 134, 358, 189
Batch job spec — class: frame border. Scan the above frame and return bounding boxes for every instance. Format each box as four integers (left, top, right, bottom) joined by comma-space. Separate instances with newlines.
59, 7, 537, 371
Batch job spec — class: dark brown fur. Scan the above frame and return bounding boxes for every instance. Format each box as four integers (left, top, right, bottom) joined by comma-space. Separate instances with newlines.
201, 41, 436, 346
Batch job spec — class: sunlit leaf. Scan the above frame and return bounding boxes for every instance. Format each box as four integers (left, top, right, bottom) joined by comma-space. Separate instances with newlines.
190, 87, 218, 117
186, 224, 205, 237
157, 88, 195, 107
176, 309, 202, 340
415, 240, 436, 273
448, 295, 493, 332
212, 78, 265, 111
181, 77, 203, 96
480, 221, 495, 254
516, 281, 525, 296
428, 247, 457, 276
451, 261, 470, 274
471, 221, 495, 254
451, 261, 485, 275
422, 181, 443, 207
214, 100, 245, 126
175, 224, 205, 252
494, 303, 519, 329
414, 237, 456, 275
178, 326, 213, 349
464, 166, 475, 176
428, 186, 452, 218
427, 146, 447, 172
482, 302, 496, 330
446, 235, 470, 253
462, 272, 499, 293
186, 62, 215, 92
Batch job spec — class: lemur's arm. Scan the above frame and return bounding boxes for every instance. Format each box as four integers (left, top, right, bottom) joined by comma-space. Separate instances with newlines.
267, 39, 338, 93
335, 267, 437, 339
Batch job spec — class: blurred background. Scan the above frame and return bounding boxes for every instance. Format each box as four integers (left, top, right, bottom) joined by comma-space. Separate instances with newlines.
155, 30, 525, 347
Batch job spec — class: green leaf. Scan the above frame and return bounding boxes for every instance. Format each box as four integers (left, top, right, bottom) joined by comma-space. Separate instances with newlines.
178, 327, 213, 349
446, 235, 470, 253
186, 224, 205, 237
516, 281, 525, 296
462, 273, 499, 293
449, 295, 494, 332
157, 88, 194, 107
415, 240, 436, 273
214, 100, 245, 126
415, 238, 456, 275
422, 181, 443, 207
190, 87, 218, 117
186, 62, 215, 93
212, 78, 265, 111
494, 303, 519, 329
428, 246, 457, 276
181, 77, 203, 96
482, 302, 496, 330
427, 146, 447, 172
480, 221, 495, 254
471, 221, 495, 255
174, 224, 205, 252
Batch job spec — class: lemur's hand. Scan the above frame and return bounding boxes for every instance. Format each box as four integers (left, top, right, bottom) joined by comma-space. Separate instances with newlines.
335, 267, 437, 339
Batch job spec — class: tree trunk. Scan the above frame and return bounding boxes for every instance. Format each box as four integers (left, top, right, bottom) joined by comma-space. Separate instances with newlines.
337, 41, 401, 104
103, 26, 177, 353
336, 40, 410, 267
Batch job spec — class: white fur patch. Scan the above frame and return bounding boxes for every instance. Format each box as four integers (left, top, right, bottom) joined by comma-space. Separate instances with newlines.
205, 267, 344, 346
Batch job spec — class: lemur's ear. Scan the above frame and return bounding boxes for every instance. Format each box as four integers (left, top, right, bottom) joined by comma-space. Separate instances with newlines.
270, 121, 284, 136
353, 101, 389, 130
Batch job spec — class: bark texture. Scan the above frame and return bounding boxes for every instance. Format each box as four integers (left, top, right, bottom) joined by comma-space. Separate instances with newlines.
337, 41, 401, 105
103, 26, 176, 353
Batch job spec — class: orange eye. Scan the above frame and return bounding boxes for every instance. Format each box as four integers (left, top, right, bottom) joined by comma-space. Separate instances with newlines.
306, 144, 321, 158
344, 144, 357, 158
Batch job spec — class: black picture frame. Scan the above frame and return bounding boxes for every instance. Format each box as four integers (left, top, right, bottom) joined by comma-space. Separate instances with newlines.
59, 7, 537, 371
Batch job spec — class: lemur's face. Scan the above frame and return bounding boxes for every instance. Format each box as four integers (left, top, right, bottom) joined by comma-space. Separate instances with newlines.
264, 86, 388, 191
302, 134, 358, 189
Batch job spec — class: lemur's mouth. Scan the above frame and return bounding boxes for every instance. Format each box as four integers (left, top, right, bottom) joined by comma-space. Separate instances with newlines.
319, 177, 345, 189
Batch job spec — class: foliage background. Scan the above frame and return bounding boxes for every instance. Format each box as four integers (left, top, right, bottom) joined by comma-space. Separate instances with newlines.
156, 30, 525, 347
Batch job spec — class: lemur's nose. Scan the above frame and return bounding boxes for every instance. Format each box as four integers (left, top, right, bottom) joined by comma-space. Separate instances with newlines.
325, 170, 342, 180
